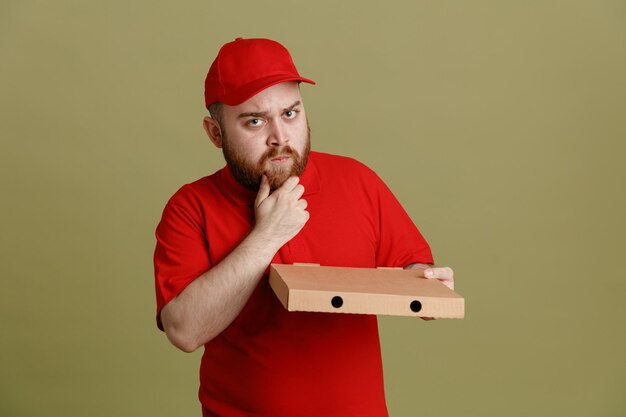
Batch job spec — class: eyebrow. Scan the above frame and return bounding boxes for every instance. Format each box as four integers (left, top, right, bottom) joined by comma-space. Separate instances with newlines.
237, 100, 301, 119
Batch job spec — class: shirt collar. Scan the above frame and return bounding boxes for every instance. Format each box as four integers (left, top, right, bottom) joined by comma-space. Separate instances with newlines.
217, 153, 321, 206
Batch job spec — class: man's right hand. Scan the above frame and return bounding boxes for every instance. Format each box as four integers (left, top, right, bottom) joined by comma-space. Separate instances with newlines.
161, 175, 309, 352
252, 175, 309, 250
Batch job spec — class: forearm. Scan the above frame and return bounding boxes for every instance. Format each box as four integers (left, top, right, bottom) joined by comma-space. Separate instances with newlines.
161, 228, 280, 352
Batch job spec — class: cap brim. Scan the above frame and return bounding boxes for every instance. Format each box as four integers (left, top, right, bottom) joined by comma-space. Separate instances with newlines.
219, 74, 316, 106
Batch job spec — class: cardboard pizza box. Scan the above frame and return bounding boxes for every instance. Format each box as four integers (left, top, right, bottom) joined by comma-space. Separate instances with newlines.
269, 263, 464, 319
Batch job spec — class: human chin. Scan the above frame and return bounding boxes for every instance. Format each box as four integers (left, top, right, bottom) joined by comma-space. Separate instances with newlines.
264, 142, 310, 190
264, 160, 295, 190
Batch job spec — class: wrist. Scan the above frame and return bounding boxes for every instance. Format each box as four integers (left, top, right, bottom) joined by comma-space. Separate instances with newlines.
244, 227, 282, 260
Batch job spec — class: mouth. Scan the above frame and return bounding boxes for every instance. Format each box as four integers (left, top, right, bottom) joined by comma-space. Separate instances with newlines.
270, 155, 291, 163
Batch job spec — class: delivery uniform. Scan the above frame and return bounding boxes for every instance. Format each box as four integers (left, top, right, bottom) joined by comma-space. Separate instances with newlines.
154, 151, 433, 416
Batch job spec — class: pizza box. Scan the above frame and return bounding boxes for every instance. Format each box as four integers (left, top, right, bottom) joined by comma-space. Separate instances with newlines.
269, 263, 464, 319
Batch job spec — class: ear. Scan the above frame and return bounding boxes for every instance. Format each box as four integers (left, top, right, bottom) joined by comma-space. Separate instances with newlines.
203, 116, 223, 148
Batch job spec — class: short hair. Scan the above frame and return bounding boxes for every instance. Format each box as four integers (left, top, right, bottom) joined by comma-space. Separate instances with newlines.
208, 102, 224, 130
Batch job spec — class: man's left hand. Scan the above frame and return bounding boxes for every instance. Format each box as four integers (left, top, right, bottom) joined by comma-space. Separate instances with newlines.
423, 266, 454, 290
404, 264, 455, 321
404, 263, 454, 290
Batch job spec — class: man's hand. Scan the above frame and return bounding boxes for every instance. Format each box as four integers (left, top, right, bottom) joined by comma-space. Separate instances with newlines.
424, 266, 454, 290
252, 175, 309, 251
404, 263, 455, 321
161, 175, 309, 351
405, 263, 454, 290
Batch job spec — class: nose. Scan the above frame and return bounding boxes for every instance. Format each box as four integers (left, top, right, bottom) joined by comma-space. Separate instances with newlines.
267, 120, 289, 147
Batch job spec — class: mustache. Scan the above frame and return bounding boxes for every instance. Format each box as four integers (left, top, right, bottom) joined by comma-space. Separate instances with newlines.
260, 146, 297, 164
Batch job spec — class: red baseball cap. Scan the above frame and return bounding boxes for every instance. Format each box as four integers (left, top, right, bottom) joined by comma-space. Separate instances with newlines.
204, 37, 316, 108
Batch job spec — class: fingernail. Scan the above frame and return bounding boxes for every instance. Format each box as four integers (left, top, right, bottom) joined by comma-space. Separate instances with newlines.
425, 270, 433, 278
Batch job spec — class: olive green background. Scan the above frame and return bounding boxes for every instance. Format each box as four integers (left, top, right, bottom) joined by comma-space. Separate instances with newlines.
1, 1, 625, 416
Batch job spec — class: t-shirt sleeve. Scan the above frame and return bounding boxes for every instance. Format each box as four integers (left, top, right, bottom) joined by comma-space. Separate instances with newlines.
153, 187, 211, 331
372, 173, 434, 268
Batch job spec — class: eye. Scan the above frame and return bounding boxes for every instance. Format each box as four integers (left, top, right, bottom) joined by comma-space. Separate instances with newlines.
285, 109, 299, 119
247, 118, 262, 127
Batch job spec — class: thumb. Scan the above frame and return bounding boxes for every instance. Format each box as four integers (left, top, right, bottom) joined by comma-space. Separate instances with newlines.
255, 175, 270, 208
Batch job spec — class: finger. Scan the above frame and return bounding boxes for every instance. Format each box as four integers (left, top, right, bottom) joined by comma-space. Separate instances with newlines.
274, 176, 300, 195
424, 267, 453, 280
291, 184, 305, 200
424, 267, 454, 290
255, 175, 271, 207
297, 199, 308, 210
272, 177, 300, 196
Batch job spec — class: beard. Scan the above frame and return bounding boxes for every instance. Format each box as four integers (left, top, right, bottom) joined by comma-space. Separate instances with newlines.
222, 127, 311, 191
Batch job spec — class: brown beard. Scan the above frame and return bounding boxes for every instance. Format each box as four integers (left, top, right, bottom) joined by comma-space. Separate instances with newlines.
222, 127, 311, 191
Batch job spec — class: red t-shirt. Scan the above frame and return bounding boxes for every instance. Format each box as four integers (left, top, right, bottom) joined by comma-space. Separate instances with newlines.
154, 151, 433, 416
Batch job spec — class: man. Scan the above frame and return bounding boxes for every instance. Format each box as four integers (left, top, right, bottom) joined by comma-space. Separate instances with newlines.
154, 37, 454, 417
